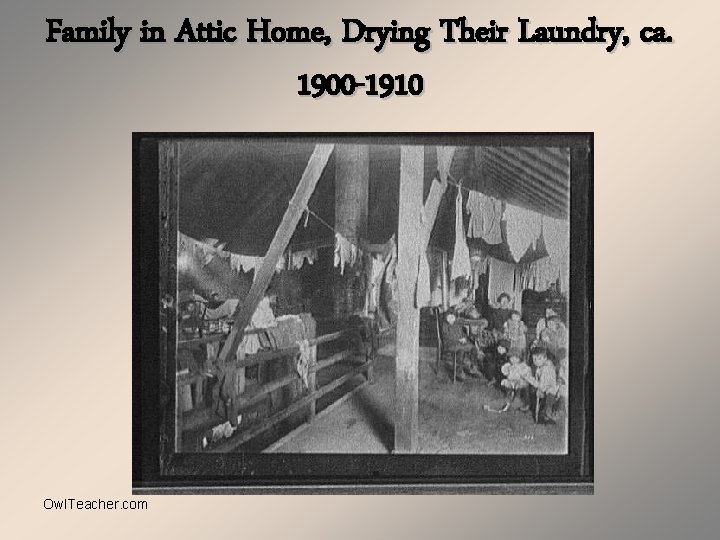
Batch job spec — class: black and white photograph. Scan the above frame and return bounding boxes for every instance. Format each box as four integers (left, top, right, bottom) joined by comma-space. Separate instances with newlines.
136, 133, 592, 489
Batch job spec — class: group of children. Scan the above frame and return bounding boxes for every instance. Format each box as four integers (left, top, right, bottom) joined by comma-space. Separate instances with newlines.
442, 296, 568, 425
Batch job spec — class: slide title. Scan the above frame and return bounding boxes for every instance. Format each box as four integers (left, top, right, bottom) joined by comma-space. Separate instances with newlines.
45, 16, 673, 98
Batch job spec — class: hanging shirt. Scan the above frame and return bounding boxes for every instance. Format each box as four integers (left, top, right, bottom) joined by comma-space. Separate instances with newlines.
503, 204, 542, 262
466, 190, 503, 244
450, 187, 472, 281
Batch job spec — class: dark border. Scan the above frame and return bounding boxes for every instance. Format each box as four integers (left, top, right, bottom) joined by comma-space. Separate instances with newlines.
133, 133, 593, 494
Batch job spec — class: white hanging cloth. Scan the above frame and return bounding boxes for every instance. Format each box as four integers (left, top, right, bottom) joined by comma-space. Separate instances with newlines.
542, 216, 569, 262
334, 232, 358, 275
450, 187, 472, 281
466, 190, 503, 244
291, 249, 317, 270
503, 203, 542, 262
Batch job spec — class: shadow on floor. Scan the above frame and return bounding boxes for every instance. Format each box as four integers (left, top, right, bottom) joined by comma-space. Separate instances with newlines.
349, 389, 394, 453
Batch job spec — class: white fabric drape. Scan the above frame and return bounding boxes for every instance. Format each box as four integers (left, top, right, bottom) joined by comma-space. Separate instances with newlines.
503, 204, 542, 262
466, 191, 503, 244
450, 187, 472, 281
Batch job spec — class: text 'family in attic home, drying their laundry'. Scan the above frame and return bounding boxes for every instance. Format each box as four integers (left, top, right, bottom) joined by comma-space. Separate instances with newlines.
46, 16, 673, 53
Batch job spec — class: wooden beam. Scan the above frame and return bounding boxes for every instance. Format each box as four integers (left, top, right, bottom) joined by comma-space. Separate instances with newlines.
395, 145, 424, 453
218, 144, 334, 364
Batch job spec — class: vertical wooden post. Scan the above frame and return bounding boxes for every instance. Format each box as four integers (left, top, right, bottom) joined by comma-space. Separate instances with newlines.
307, 364, 317, 422
158, 140, 180, 455
334, 144, 369, 319
441, 250, 449, 312
395, 145, 423, 453
335, 144, 369, 242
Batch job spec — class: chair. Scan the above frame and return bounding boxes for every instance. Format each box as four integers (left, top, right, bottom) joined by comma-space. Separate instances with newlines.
433, 308, 461, 383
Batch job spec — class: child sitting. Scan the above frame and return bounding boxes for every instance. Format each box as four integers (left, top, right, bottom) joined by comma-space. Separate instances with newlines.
482, 337, 510, 387
522, 346, 559, 424
499, 349, 531, 411
503, 310, 527, 353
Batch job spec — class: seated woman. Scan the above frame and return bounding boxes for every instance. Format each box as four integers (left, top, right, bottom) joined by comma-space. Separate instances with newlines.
490, 293, 514, 332
441, 311, 481, 381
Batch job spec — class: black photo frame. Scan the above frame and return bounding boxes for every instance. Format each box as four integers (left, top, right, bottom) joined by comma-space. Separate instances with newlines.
133, 132, 593, 494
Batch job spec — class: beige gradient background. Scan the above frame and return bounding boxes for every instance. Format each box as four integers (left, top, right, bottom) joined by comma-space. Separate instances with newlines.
1, 0, 718, 537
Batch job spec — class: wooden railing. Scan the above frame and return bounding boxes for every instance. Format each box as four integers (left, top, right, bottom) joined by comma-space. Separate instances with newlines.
177, 324, 375, 453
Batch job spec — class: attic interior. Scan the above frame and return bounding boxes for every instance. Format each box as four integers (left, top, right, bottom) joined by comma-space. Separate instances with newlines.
171, 138, 573, 454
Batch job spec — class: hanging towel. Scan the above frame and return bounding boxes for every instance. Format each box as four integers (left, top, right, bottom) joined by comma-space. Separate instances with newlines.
466, 191, 503, 244
503, 204, 542, 262
450, 187, 472, 281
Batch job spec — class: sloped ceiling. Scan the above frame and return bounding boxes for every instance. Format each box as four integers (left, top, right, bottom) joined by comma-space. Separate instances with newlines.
177, 140, 570, 260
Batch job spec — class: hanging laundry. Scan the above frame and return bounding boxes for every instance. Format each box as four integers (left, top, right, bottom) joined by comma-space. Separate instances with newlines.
384, 235, 397, 284
512, 265, 524, 312
542, 216, 569, 262
239, 255, 262, 273
334, 232, 359, 275
291, 249, 317, 270
364, 255, 386, 314
415, 251, 432, 308
521, 257, 561, 293
542, 215, 570, 294
466, 190, 503, 244
488, 257, 516, 307
470, 254, 489, 292
450, 187, 472, 281
428, 250, 444, 308
295, 339, 313, 389
436, 146, 455, 184
503, 204, 542, 262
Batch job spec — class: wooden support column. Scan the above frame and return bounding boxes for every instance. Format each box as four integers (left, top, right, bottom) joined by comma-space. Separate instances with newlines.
218, 144, 334, 364
335, 144, 369, 242
441, 250, 449, 311
158, 140, 180, 454
333, 144, 369, 319
394, 145, 424, 453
